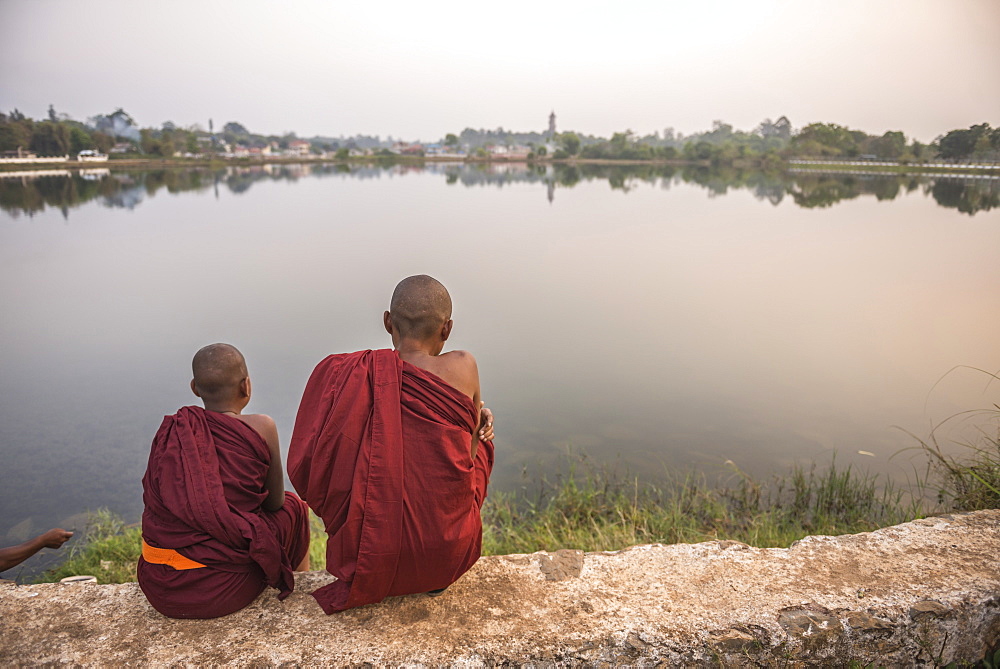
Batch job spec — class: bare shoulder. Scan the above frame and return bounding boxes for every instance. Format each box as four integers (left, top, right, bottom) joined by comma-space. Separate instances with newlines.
236, 413, 279, 442
439, 349, 477, 367
433, 350, 480, 398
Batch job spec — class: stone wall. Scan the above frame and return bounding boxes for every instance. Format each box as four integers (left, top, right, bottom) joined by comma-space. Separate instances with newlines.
2, 509, 998, 666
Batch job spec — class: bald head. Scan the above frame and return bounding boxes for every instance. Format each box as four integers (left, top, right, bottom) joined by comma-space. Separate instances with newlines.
388, 275, 453, 340
191, 343, 248, 403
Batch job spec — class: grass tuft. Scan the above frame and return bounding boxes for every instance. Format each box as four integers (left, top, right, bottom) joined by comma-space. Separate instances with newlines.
481, 453, 923, 555
895, 366, 1000, 511
34, 509, 141, 584
897, 409, 1000, 511
31, 395, 998, 581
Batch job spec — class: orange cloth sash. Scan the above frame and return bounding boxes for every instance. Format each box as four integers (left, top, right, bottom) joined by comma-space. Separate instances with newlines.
141, 539, 206, 570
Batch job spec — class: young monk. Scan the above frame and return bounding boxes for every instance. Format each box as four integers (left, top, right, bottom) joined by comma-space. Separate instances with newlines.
289, 274, 495, 613
137, 343, 310, 619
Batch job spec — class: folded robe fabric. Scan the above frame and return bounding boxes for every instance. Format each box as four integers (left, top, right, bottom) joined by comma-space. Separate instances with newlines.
289, 349, 494, 613
139, 406, 300, 617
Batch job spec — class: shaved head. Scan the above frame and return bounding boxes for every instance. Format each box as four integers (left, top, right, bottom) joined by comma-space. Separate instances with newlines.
192, 343, 248, 403
389, 275, 452, 340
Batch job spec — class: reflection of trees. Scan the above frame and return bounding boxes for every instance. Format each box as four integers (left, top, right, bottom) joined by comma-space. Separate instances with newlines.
786, 173, 909, 208
445, 163, 550, 188
0, 174, 110, 219
2, 164, 998, 218
930, 179, 999, 215
0, 165, 327, 218
871, 178, 901, 201
787, 176, 864, 208
680, 166, 786, 199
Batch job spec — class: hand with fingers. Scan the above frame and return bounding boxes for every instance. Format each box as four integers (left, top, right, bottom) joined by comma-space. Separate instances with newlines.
478, 403, 495, 442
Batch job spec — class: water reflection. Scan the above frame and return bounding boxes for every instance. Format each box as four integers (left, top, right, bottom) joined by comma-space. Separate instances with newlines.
1, 163, 997, 218
1, 158, 998, 578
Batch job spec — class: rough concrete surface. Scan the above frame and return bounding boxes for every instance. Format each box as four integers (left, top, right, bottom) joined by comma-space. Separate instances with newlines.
2, 510, 998, 666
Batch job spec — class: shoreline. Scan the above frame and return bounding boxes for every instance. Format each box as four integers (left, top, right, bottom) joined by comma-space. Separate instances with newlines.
2, 155, 998, 176
5, 510, 999, 665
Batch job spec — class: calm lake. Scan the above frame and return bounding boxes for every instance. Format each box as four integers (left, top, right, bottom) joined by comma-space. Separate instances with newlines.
1, 162, 998, 570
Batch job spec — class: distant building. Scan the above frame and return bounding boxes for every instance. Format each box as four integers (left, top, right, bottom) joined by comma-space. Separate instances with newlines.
548, 111, 556, 137
1, 148, 37, 160
287, 140, 312, 157
77, 150, 108, 162
424, 143, 465, 157
488, 144, 531, 160
389, 142, 425, 155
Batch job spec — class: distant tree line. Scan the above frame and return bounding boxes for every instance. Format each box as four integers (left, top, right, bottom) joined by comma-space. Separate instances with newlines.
0, 107, 408, 158
1, 106, 114, 156
3, 106, 997, 165
0, 107, 330, 158
534, 119, 1000, 165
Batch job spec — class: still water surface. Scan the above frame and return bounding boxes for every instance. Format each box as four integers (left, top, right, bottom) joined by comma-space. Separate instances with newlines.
1, 163, 998, 564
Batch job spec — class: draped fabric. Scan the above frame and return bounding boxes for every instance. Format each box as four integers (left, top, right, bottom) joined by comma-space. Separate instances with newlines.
138, 406, 306, 618
289, 349, 494, 613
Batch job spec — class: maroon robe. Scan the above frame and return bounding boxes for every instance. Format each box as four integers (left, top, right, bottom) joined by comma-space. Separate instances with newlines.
138, 406, 309, 619
288, 349, 494, 613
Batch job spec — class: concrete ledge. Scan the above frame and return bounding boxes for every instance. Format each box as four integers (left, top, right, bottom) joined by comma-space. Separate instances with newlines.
2, 510, 998, 666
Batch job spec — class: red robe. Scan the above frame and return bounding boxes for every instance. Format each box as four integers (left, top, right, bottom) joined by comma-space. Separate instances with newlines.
138, 406, 309, 619
289, 349, 494, 613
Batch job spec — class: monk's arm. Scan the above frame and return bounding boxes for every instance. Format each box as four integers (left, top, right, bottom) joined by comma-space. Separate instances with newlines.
440, 350, 490, 458
0, 528, 73, 572
479, 406, 495, 442
241, 414, 285, 512
465, 354, 483, 461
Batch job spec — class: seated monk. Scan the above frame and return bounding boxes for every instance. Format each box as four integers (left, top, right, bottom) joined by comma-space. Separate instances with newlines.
138, 343, 310, 619
289, 274, 495, 613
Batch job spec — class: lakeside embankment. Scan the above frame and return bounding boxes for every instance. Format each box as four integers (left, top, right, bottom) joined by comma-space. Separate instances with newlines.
11, 434, 996, 664
5, 510, 1000, 665
2, 154, 999, 176
31, 417, 1000, 586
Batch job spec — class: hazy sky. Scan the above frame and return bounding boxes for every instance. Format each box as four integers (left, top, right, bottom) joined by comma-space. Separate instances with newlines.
2, 0, 997, 142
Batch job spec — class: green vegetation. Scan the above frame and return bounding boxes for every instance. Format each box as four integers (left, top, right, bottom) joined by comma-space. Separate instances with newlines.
938, 123, 1000, 160
2, 163, 997, 221
24, 370, 999, 582
555, 120, 999, 166
898, 408, 1000, 510
34, 509, 141, 584
481, 454, 922, 555
31, 405, 999, 583
0, 107, 328, 159
5, 106, 997, 166
308, 510, 328, 569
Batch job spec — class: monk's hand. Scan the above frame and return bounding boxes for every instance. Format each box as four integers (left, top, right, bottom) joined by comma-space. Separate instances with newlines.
478, 405, 495, 442
40, 528, 73, 549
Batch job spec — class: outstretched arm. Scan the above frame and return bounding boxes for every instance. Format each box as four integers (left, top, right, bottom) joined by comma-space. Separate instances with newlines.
0, 528, 73, 572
